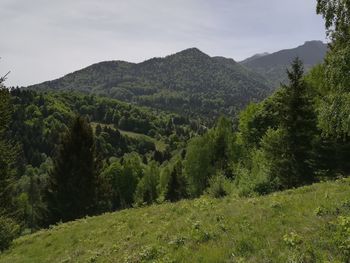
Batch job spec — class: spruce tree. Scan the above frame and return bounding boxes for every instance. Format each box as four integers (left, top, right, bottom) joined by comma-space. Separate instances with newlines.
0, 78, 17, 216
280, 58, 317, 186
47, 116, 99, 224
0, 74, 20, 251
165, 161, 187, 202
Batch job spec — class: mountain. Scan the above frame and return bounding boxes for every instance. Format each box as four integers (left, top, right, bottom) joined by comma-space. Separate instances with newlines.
1, 178, 349, 262
240, 41, 328, 88
241, 52, 270, 64
28, 48, 271, 122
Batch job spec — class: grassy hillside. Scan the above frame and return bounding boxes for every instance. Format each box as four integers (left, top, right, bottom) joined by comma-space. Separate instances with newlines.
2, 178, 350, 262
28, 48, 270, 122
91, 122, 168, 152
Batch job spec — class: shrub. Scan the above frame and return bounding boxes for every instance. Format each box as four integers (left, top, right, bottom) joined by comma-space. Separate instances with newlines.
235, 149, 280, 197
206, 173, 232, 198
283, 231, 303, 248
0, 216, 20, 251
332, 216, 350, 261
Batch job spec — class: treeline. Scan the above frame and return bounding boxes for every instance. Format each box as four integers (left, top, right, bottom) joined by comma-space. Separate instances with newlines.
0, 89, 202, 250
7, 57, 349, 236
183, 59, 350, 198
9, 90, 201, 167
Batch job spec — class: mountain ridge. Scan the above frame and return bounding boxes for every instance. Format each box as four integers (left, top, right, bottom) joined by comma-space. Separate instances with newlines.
240, 40, 328, 87
28, 48, 271, 122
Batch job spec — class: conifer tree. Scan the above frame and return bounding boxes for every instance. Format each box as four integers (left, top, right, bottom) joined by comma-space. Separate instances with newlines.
165, 161, 187, 202
0, 76, 17, 216
47, 116, 100, 224
279, 58, 317, 186
0, 73, 20, 251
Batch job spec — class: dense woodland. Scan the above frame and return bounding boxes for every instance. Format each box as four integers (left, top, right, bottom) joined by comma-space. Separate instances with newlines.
0, 0, 350, 257
29, 48, 270, 123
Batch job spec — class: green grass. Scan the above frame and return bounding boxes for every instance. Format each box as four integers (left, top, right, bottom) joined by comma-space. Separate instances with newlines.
2, 178, 350, 262
91, 122, 167, 152
118, 130, 167, 152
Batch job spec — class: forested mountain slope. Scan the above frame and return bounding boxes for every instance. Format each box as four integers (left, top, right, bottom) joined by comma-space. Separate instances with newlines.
9, 89, 199, 172
1, 178, 350, 262
28, 48, 270, 122
240, 41, 328, 88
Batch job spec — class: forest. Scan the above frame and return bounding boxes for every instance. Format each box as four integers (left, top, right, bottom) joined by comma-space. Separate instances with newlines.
0, 0, 350, 261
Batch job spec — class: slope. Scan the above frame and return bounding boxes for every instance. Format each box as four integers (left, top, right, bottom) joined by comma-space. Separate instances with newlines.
9, 90, 198, 168
28, 48, 271, 122
241, 41, 328, 88
1, 178, 350, 262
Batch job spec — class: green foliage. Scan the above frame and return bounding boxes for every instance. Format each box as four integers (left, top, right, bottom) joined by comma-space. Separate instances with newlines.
316, 0, 350, 136
163, 160, 188, 202
47, 116, 100, 224
283, 232, 303, 248
0, 87, 18, 218
237, 103, 265, 149
100, 153, 143, 210
184, 134, 214, 197
29, 48, 270, 123
235, 59, 319, 195
10, 89, 196, 167
0, 216, 20, 251
259, 128, 293, 188
279, 58, 317, 184
16, 161, 51, 230
184, 116, 237, 197
235, 145, 280, 197
134, 162, 160, 206
331, 216, 350, 261
206, 173, 231, 198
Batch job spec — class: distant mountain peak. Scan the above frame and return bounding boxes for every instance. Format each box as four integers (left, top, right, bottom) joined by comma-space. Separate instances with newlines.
303, 40, 325, 45
28, 46, 270, 120
240, 40, 328, 88
171, 47, 209, 58
240, 52, 269, 63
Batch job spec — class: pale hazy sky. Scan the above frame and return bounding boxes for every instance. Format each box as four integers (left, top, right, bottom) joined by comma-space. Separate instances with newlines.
0, 0, 326, 87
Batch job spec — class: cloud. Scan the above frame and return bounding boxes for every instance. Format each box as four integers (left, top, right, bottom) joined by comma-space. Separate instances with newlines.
0, 0, 326, 86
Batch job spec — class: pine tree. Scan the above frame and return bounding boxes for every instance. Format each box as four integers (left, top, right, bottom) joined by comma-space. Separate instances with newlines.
165, 161, 187, 202
0, 74, 20, 251
280, 58, 317, 185
0, 79, 17, 216
47, 116, 100, 224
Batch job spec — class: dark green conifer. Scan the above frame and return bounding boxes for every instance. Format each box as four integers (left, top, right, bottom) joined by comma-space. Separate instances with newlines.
280, 58, 317, 185
47, 116, 100, 224
165, 161, 187, 202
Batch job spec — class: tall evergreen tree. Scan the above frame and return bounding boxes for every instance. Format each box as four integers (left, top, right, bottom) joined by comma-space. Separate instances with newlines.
47, 116, 100, 224
280, 58, 317, 185
0, 74, 20, 251
165, 160, 187, 202
0, 77, 17, 216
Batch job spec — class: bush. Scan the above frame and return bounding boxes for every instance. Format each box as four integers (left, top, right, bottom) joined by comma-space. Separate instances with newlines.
206, 173, 232, 198
235, 149, 280, 197
331, 216, 350, 261
0, 216, 20, 251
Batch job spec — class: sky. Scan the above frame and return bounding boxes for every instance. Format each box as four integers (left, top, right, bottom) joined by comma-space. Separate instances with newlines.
0, 0, 326, 87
